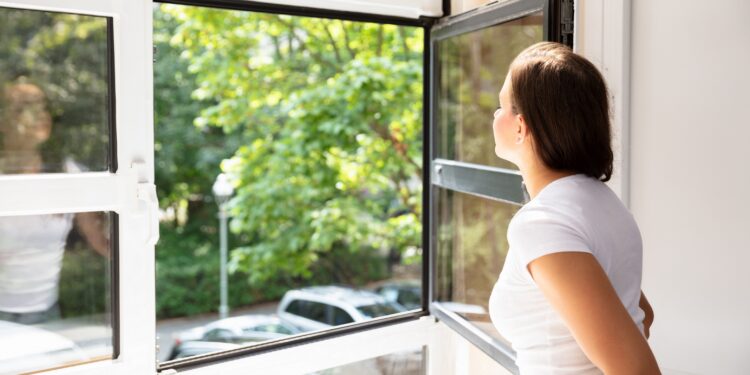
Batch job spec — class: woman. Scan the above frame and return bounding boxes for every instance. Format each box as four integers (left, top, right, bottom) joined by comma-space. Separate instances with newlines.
488, 42, 660, 374
0, 81, 109, 324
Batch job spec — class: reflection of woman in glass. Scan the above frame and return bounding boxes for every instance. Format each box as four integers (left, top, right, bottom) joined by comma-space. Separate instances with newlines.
488, 42, 660, 374
0, 81, 108, 325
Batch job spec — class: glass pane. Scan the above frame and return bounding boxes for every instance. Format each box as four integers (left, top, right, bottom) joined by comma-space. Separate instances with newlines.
435, 188, 519, 344
154, 3, 423, 362
436, 13, 543, 169
0, 212, 114, 374
312, 347, 425, 375
0, 8, 112, 174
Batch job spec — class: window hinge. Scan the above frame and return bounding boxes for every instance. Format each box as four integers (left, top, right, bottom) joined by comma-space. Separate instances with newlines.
560, 0, 574, 48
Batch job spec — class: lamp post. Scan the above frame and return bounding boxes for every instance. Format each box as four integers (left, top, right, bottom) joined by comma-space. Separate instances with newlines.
212, 173, 234, 319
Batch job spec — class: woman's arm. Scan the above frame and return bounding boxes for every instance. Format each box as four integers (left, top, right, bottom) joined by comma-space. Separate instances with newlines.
74, 212, 110, 257
528, 251, 660, 375
640, 291, 654, 339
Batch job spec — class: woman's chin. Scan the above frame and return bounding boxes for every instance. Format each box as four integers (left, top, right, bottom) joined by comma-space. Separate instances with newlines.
494, 147, 517, 166
494, 146, 507, 160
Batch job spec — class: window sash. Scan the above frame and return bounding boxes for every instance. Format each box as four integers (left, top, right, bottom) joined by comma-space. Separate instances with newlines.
0, 1, 155, 374
0, 0, 588, 374
427, 0, 563, 371
151, 1, 436, 372
432, 159, 525, 205
173, 317, 434, 375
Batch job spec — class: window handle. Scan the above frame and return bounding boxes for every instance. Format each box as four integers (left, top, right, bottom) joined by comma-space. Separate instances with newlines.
129, 161, 159, 247
137, 182, 159, 247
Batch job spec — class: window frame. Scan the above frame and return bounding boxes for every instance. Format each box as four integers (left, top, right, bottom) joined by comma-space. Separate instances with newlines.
0, 0, 611, 373
154, 0, 436, 372
427, 0, 570, 372
0, 1, 155, 375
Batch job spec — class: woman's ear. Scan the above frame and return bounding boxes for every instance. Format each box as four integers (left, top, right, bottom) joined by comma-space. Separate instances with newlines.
515, 114, 529, 144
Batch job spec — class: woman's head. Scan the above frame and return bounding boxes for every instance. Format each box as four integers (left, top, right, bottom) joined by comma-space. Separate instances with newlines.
0, 82, 52, 148
492, 41, 613, 182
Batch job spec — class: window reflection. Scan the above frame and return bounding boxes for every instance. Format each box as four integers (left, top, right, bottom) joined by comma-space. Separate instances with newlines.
0, 8, 112, 175
436, 13, 542, 169
436, 188, 519, 343
312, 347, 425, 375
0, 212, 114, 374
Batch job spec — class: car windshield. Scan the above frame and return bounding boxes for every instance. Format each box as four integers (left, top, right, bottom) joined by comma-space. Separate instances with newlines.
356, 303, 402, 318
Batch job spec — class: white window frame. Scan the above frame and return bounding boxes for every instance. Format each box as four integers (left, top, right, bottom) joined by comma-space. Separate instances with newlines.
168, 317, 435, 375
1, 1, 439, 374
0, 1, 156, 374
0, 1, 635, 373
574, 0, 631, 206
233, 0, 443, 18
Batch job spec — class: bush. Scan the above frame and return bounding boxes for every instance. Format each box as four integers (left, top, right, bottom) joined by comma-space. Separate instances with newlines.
58, 241, 110, 318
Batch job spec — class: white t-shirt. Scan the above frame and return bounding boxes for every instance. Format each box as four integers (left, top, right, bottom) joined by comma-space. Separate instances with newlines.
489, 174, 645, 374
0, 214, 74, 313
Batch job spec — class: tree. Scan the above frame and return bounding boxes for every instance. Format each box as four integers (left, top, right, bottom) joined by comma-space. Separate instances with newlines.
162, 5, 424, 285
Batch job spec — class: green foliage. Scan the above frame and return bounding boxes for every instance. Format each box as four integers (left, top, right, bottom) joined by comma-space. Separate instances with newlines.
154, 8, 250, 319
58, 241, 110, 318
153, 8, 403, 318
0, 9, 111, 171
1, 6, 424, 320
162, 5, 424, 286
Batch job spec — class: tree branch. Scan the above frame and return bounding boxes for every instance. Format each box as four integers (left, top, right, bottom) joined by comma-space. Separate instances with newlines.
339, 20, 357, 59
397, 28, 410, 60
277, 18, 336, 71
323, 24, 342, 64
270, 35, 283, 61
376, 25, 384, 57
368, 121, 423, 179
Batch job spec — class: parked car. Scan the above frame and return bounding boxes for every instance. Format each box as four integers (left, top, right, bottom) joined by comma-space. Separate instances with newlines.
166, 340, 239, 361
277, 286, 406, 332
0, 320, 89, 374
172, 314, 299, 355
372, 279, 421, 310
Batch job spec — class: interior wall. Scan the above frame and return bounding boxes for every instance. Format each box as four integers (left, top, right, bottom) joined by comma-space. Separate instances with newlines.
629, 1, 750, 374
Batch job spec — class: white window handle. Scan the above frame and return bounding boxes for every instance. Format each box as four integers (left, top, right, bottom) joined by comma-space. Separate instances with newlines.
136, 182, 159, 247
128, 161, 159, 247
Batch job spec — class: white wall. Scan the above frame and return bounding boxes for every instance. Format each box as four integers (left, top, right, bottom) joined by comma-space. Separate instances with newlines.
629, 1, 750, 373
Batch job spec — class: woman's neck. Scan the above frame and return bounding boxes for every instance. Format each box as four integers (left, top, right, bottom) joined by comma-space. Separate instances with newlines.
518, 159, 575, 200
1, 139, 44, 174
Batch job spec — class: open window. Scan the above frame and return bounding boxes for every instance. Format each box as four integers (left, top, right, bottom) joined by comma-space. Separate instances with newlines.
0, 1, 155, 374
429, 0, 573, 371
0, 0, 572, 374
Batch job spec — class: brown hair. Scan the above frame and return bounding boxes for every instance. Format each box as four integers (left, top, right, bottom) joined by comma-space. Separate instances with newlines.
509, 42, 613, 182
0, 82, 50, 128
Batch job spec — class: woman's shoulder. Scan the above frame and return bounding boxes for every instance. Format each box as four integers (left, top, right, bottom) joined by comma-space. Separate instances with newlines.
524, 175, 618, 218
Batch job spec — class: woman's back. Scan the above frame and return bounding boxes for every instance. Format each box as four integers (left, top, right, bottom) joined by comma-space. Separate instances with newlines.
489, 174, 645, 374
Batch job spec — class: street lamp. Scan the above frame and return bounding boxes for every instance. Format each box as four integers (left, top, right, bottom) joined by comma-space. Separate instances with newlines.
212, 173, 234, 319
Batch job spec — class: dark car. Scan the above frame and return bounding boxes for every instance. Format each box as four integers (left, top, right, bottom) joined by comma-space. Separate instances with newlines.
167, 341, 239, 361
373, 280, 421, 310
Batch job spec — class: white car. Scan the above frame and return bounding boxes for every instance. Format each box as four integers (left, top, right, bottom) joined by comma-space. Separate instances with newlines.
0, 320, 88, 375
173, 314, 299, 349
277, 286, 405, 332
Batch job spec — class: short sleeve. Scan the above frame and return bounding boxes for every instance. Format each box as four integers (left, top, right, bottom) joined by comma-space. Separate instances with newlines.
508, 205, 592, 278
